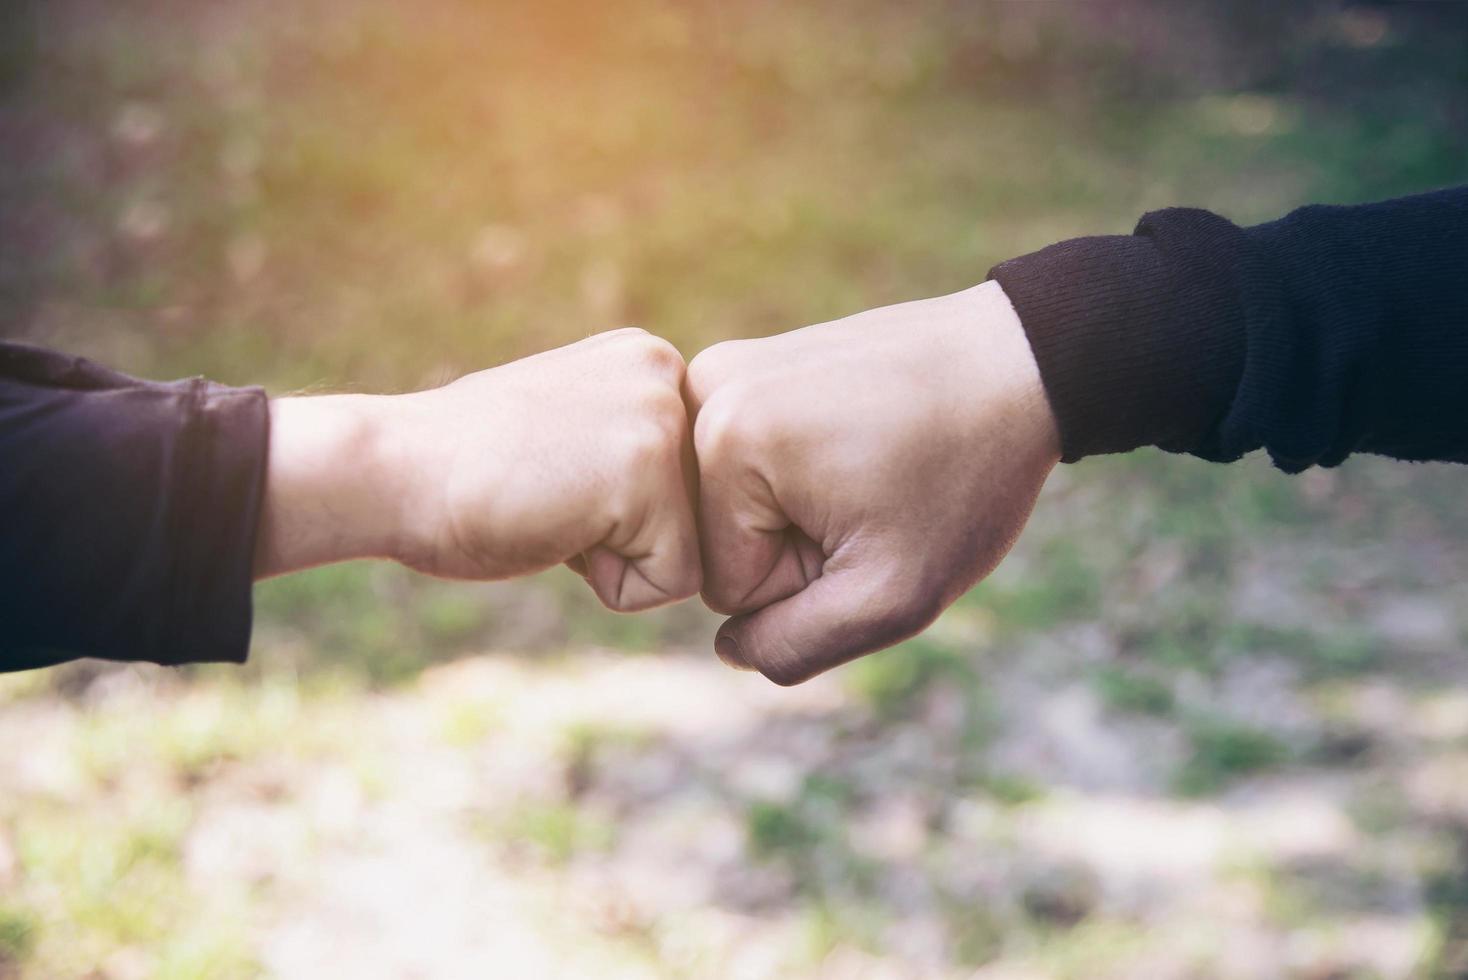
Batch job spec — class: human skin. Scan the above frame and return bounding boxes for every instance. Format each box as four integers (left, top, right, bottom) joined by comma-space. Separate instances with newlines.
254, 327, 702, 612
683, 281, 1062, 685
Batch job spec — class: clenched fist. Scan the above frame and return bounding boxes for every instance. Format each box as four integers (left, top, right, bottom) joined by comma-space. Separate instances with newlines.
256, 328, 701, 612
684, 282, 1061, 684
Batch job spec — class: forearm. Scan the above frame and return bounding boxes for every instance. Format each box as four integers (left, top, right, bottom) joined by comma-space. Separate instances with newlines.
992, 184, 1468, 471
253, 394, 425, 578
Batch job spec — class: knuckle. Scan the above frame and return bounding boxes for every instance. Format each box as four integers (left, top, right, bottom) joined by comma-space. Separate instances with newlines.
626, 393, 689, 457
622, 420, 680, 469
692, 385, 756, 461
685, 340, 741, 401
622, 329, 685, 377
645, 383, 690, 434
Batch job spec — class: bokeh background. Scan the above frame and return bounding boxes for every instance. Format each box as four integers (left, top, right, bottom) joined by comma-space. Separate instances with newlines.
3, 1, 1468, 976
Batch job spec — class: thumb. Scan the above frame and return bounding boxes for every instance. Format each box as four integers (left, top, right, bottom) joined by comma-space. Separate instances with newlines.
714, 560, 940, 686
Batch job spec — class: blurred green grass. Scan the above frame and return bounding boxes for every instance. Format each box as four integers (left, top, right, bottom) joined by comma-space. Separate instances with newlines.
4, 0, 1468, 976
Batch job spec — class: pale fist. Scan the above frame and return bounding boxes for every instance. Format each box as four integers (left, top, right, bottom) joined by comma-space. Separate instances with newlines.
397, 328, 701, 611
684, 282, 1061, 684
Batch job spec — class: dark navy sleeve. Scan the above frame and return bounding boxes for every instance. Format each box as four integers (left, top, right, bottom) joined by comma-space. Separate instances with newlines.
0, 342, 269, 671
990, 185, 1468, 472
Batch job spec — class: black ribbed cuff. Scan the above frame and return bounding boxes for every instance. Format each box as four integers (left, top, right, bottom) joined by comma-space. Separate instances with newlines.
989, 209, 1253, 463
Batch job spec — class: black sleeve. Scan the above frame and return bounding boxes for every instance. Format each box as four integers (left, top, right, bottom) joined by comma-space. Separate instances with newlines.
989, 185, 1468, 473
0, 342, 270, 672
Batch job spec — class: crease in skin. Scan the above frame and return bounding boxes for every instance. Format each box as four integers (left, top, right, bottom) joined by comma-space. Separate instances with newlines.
724, 466, 830, 605
623, 556, 674, 607
598, 500, 670, 607
794, 529, 826, 583
593, 497, 703, 609
585, 545, 636, 609
718, 526, 817, 612
748, 467, 783, 528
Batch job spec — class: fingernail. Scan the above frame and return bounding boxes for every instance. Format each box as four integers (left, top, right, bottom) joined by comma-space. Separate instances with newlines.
715, 634, 751, 671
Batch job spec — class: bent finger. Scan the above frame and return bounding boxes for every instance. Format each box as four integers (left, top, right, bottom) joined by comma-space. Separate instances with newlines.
714, 561, 941, 686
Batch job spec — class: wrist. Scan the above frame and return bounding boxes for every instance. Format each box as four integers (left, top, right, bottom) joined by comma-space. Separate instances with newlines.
955, 281, 1063, 466
254, 393, 422, 578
